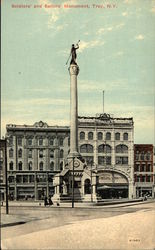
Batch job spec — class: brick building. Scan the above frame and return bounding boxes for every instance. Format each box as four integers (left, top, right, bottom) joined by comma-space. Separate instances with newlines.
134, 144, 154, 198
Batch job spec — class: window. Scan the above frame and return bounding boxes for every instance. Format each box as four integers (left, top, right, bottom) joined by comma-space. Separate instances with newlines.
98, 156, 105, 165
80, 132, 85, 140
106, 132, 111, 140
60, 149, 63, 158
28, 138, 32, 146
50, 150, 54, 158
146, 152, 151, 161
18, 149, 22, 158
17, 138, 22, 146
16, 175, 22, 183
28, 161, 32, 171
88, 132, 93, 140
123, 133, 128, 141
141, 152, 145, 160
39, 138, 43, 146
98, 144, 111, 153
115, 133, 120, 140
83, 156, 94, 165
80, 144, 93, 153
116, 144, 128, 154
8, 176, 14, 183
68, 137, 70, 146
50, 162, 54, 171
9, 148, 13, 158
146, 164, 151, 172
23, 175, 28, 183
9, 161, 13, 170
29, 175, 34, 183
147, 176, 151, 182
8, 137, 13, 146
28, 149, 32, 158
39, 162, 43, 171
116, 157, 128, 165
49, 138, 54, 146
60, 161, 63, 171
142, 176, 145, 182
18, 161, 22, 171
141, 164, 145, 172
97, 132, 103, 140
39, 149, 43, 158
98, 156, 111, 165
59, 138, 63, 146
135, 164, 140, 172
137, 176, 140, 182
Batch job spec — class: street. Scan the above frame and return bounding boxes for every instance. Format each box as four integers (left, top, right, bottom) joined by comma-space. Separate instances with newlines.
1, 201, 155, 249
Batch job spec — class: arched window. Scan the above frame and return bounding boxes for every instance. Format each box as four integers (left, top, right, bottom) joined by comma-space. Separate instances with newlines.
50, 162, 54, 171
17, 138, 22, 146
98, 144, 111, 153
88, 132, 93, 140
97, 132, 103, 140
80, 132, 85, 140
28, 161, 32, 171
68, 137, 70, 146
18, 148, 22, 158
106, 132, 111, 140
116, 144, 128, 153
8, 137, 13, 146
38, 138, 43, 146
60, 149, 64, 158
146, 151, 151, 161
50, 149, 54, 158
141, 152, 145, 160
49, 138, 54, 146
28, 138, 32, 146
39, 149, 43, 158
80, 144, 93, 153
18, 161, 22, 171
59, 138, 63, 146
123, 133, 128, 141
115, 132, 120, 140
28, 149, 32, 158
9, 148, 13, 158
60, 161, 63, 171
9, 161, 13, 170
39, 162, 43, 171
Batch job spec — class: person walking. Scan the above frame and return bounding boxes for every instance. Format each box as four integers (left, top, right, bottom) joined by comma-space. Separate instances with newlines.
48, 196, 53, 206
44, 196, 48, 207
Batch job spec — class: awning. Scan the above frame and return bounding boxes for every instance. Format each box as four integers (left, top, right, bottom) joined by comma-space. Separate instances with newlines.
97, 185, 128, 190
59, 169, 69, 176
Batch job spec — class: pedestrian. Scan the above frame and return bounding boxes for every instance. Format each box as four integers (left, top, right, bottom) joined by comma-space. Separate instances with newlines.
48, 196, 53, 206
44, 196, 48, 207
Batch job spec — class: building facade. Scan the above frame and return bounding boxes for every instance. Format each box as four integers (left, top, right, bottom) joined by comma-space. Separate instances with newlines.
134, 144, 154, 198
0, 139, 6, 201
5, 114, 135, 201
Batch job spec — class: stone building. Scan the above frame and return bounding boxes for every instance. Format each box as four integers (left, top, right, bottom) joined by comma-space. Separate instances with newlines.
134, 144, 154, 198
0, 139, 6, 201
5, 114, 135, 201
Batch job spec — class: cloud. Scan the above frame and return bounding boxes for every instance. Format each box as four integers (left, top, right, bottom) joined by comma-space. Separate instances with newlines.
78, 40, 105, 53
135, 34, 144, 40
150, 6, 155, 13
122, 12, 128, 16
97, 23, 125, 35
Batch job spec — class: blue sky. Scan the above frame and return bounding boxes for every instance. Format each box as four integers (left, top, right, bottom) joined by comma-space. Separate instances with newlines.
1, 0, 155, 144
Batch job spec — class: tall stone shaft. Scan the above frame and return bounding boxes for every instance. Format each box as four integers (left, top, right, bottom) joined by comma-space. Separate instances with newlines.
69, 64, 80, 157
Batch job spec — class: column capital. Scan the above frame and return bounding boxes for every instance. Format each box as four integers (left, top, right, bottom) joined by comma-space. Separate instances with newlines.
68, 64, 79, 76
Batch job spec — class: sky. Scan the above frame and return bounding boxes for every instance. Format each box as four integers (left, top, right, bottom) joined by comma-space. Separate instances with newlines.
1, 0, 155, 144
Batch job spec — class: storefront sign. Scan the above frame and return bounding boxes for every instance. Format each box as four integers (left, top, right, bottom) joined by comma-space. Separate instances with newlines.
99, 172, 128, 184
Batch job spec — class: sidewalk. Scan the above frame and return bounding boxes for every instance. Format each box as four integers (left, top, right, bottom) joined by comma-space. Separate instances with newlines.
2, 208, 155, 249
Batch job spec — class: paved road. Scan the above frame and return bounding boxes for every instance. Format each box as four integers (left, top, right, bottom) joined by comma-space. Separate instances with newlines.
1, 201, 155, 241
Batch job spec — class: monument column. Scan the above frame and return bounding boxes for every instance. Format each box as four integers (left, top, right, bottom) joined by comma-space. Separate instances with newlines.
68, 64, 80, 158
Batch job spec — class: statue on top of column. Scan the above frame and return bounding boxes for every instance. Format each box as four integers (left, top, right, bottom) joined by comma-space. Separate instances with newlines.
70, 42, 80, 65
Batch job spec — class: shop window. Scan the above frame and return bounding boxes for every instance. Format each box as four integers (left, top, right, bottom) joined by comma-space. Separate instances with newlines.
18, 161, 22, 171
50, 162, 54, 171
116, 144, 128, 154
28, 149, 32, 158
115, 132, 120, 140
17, 138, 22, 146
18, 148, 22, 158
80, 132, 85, 140
106, 132, 111, 140
80, 144, 93, 153
60, 149, 63, 158
97, 132, 103, 140
88, 132, 93, 140
123, 133, 128, 141
39, 162, 43, 171
9, 161, 14, 170
28, 161, 32, 171
9, 148, 13, 158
